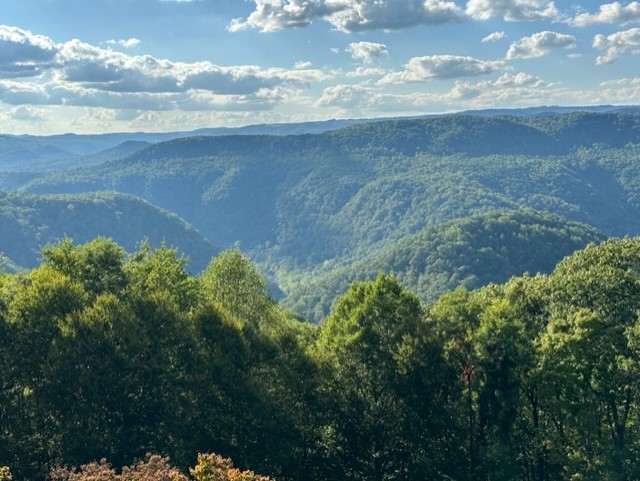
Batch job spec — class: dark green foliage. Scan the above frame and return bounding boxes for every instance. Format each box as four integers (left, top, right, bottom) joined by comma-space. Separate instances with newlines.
283, 209, 602, 321
0, 191, 218, 272
3, 237, 640, 481
316, 274, 463, 481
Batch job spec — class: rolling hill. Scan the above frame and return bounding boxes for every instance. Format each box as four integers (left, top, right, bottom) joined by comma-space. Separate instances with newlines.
4, 111, 640, 319
277, 209, 604, 320
0, 191, 219, 272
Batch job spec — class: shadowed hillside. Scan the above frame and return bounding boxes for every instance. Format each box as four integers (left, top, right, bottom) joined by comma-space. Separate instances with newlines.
0, 191, 219, 272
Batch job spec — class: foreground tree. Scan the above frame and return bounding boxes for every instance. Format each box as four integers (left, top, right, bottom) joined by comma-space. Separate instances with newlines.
537, 238, 640, 480
317, 273, 461, 481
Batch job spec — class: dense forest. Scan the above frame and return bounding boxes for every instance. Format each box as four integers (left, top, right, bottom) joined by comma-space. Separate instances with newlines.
4, 111, 640, 480
4, 112, 640, 320
0, 191, 218, 272
2, 236, 640, 481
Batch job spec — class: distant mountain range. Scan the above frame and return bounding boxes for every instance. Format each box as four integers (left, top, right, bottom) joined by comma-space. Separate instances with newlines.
3, 105, 639, 172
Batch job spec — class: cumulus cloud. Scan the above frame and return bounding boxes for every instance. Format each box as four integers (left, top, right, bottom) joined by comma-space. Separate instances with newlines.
228, 0, 337, 32
346, 66, 387, 78
229, 0, 465, 33
316, 71, 559, 114
106, 38, 141, 49
379, 55, 503, 83
0, 78, 293, 112
346, 42, 389, 64
466, 0, 558, 21
316, 83, 374, 109
0, 25, 58, 78
593, 27, 640, 64
482, 31, 506, 42
570, 2, 640, 26
445, 72, 555, 105
597, 76, 640, 101
8, 105, 47, 121
506, 31, 576, 59
0, 26, 329, 112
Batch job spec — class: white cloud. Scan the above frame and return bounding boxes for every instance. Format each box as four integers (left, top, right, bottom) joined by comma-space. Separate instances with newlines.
346, 42, 389, 64
228, 0, 339, 32
596, 77, 640, 102
482, 31, 506, 42
316, 71, 558, 114
444, 72, 555, 105
506, 31, 576, 59
379, 55, 503, 83
601, 76, 640, 87
466, 0, 558, 21
106, 38, 141, 49
328, 0, 466, 32
346, 66, 387, 78
589, 76, 640, 103
316, 83, 374, 109
593, 27, 640, 64
0, 26, 330, 112
570, 2, 640, 26
8, 105, 47, 121
0, 25, 58, 78
229, 0, 465, 33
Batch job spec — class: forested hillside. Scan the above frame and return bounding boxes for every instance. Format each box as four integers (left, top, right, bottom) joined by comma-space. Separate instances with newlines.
7, 112, 640, 319
2, 237, 640, 481
280, 209, 603, 320
0, 191, 218, 272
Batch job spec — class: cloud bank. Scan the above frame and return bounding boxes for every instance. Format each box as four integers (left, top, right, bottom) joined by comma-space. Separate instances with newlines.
0, 25, 327, 111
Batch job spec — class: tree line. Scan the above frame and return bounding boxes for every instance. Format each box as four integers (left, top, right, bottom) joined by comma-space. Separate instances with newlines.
2, 236, 640, 480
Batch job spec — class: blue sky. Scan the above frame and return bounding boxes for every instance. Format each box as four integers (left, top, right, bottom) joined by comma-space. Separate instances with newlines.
1, 0, 640, 134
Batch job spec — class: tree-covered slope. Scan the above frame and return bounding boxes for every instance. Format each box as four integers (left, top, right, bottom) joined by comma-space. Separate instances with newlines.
278, 209, 604, 320
9, 112, 640, 317
0, 191, 218, 272
18, 113, 640, 259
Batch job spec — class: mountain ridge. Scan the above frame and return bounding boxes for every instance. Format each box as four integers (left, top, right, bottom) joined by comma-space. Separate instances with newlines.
5, 110, 640, 320
3, 105, 639, 172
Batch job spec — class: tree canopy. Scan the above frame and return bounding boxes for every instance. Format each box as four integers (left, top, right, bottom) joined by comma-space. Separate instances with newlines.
1, 236, 640, 480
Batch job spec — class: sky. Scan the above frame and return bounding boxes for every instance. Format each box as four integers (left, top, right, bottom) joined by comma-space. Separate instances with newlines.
1, 0, 640, 134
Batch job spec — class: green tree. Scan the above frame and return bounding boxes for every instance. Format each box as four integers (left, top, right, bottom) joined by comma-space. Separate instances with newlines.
538, 238, 640, 480
42, 237, 127, 298
428, 287, 487, 479
317, 273, 455, 481
200, 250, 272, 326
